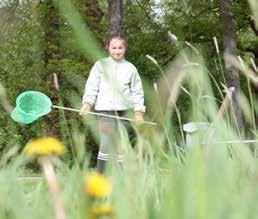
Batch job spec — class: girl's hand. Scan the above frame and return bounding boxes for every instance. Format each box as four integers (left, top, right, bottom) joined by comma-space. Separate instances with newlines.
134, 112, 144, 125
79, 102, 92, 115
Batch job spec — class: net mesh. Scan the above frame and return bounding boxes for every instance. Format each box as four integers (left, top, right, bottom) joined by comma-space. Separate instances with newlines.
11, 91, 52, 124
18, 92, 51, 115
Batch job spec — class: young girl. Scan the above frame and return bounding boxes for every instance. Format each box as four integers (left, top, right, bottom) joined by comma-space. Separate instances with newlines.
80, 35, 145, 173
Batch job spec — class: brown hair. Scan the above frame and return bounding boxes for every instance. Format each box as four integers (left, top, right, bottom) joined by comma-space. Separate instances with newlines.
106, 34, 127, 50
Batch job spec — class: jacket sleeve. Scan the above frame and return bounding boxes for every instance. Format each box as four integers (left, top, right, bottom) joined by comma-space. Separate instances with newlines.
82, 63, 101, 105
130, 68, 146, 112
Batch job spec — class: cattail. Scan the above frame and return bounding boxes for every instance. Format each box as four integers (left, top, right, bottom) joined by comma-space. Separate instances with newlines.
250, 57, 257, 72
237, 56, 246, 70
185, 41, 199, 55
168, 31, 178, 43
146, 54, 158, 65
53, 73, 60, 91
0, 83, 12, 114
213, 36, 219, 54
153, 82, 158, 94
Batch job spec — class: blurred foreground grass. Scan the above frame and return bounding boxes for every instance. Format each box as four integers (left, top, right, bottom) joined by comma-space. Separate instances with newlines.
1, 49, 257, 219
0, 0, 258, 218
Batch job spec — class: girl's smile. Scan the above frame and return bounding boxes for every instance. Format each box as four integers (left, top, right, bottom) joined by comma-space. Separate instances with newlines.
108, 38, 126, 61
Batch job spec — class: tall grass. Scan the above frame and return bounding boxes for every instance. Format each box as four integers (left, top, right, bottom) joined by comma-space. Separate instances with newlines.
0, 0, 258, 218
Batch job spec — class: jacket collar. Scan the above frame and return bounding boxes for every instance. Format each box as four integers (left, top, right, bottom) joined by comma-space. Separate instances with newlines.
108, 56, 125, 63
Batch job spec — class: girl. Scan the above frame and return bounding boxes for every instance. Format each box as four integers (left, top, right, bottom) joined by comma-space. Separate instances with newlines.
80, 35, 145, 173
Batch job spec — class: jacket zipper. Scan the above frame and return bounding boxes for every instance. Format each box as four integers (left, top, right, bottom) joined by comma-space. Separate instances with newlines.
114, 62, 118, 109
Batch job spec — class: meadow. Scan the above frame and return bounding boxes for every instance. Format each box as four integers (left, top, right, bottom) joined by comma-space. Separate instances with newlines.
0, 0, 257, 219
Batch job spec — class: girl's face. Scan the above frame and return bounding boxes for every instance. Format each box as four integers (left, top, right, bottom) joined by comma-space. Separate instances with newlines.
108, 38, 126, 60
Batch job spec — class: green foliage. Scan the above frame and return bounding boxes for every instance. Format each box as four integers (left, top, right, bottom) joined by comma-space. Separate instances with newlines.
0, 0, 257, 165
0, 1, 257, 218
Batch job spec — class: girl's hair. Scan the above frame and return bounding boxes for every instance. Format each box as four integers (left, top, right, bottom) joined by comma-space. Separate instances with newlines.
106, 34, 127, 49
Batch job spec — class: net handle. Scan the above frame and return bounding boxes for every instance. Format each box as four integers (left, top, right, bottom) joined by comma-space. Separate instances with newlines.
52, 105, 158, 126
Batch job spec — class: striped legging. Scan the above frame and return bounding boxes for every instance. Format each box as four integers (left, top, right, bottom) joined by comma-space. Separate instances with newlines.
97, 111, 131, 164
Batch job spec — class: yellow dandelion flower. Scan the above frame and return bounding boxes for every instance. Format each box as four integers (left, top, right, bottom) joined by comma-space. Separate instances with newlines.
86, 172, 112, 198
92, 204, 114, 217
24, 137, 65, 156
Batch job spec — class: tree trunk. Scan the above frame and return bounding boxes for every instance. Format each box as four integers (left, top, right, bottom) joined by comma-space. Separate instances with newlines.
220, 0, 244, 131
108, 0, 124, 36
39, 0, 60, 136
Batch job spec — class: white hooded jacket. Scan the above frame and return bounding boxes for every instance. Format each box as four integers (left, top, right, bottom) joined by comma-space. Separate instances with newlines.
83, 57, 145, 112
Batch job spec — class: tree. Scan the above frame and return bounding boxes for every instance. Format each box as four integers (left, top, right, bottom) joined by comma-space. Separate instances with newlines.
220, 0, 243, 131
85, 0, 104, 32
108, 0, 124, 36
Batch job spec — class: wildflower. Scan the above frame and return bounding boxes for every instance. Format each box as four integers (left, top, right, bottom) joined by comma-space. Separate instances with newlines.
24, 137, 66, 219
24, 137, 65, 156
91, 204, 114, 218
86, 172, 112, 198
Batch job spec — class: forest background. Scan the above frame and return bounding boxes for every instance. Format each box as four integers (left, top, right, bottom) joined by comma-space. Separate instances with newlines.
0, 0, 257, 166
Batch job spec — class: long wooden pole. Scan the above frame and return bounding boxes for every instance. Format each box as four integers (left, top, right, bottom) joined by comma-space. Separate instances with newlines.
52, 105, 158, 126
